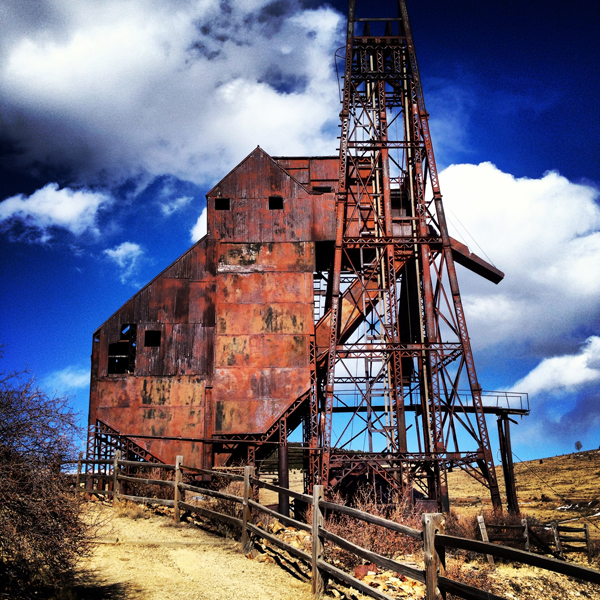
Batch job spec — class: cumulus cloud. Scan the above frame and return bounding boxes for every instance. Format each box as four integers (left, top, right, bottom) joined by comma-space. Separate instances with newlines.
511, 336, 600, 396
160, 195, 192, 216
104, 241, 144, 284
0, 183, 111, 241
0, 0, 342, 185
44, 365, 89, 393
440, 162, 600, 354
190, 207, 207, 242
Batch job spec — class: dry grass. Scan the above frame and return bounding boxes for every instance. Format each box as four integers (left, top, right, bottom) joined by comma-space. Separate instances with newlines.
448, 449, 600, 547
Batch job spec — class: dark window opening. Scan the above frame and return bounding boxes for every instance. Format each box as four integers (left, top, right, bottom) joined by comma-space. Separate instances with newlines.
312, 185, 332, 193
215, 197, 230, 210
268, 195, 284, 210
108, 324, 137, 375
144, 330, 161, 347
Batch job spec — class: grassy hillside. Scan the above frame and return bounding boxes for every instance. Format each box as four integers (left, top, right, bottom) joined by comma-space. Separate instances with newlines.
448, 449, 600, 538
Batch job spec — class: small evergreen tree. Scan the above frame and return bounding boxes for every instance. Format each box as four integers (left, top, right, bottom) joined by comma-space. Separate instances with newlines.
575, 440, 583, 452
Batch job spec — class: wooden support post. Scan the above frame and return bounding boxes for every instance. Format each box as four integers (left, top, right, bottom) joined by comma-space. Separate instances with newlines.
76, 451, 83, 489
174, 455, 183, 523
112, 450, 121, 505
423, 513, 444, 600
584, 523, 591, 563
312, 485, 324, 598
278, 441, 290, 518
522, 518, 530, 552
477, 516, 495, 567
552, 522, 564, 559
242, 465, 255, 553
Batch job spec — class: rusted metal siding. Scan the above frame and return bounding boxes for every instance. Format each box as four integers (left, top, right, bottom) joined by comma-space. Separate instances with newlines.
213, 240, 314, 435
208, 148, 336, 242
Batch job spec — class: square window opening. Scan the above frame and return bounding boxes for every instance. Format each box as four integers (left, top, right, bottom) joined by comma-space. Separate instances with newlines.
215, 198, 231, 210
268, 196, 284, 210
145, 330, 162, 347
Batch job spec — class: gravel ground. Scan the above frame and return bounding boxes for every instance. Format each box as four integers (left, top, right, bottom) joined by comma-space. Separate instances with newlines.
73, 502, 315, 600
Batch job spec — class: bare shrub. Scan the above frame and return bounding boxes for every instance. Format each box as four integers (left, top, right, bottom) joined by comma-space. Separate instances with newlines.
323, 487, 422, 570
120, 464, 176, 500
0, 366, 90, 598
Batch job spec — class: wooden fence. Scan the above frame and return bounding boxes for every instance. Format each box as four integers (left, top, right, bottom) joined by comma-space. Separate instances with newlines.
72, 455, 600, 600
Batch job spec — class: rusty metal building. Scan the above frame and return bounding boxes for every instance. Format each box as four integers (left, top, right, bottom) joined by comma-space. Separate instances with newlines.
87, 0, 529, 512
88, 149, 339, 471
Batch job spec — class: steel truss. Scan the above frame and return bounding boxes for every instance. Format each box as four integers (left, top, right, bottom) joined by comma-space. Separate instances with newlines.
311, 0, 502, 510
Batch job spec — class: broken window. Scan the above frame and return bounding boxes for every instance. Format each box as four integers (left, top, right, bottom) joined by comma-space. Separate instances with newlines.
214, 198, 231, 210
268, 195, 284, 210
107, 324, 137, 375
144, 330, 161, 347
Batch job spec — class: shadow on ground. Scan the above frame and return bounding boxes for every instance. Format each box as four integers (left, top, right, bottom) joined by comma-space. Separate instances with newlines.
37, 571, 142, 600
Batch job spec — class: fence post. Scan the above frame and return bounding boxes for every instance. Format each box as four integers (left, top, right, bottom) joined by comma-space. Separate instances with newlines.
312, 485, 324, 597
477, 515, 495, 567
242, 465, 255, 553
76, 451, 83, 489
522, 518, 530, 552
423, 513, 444, 600
584, 523, 591, 563
112, 450, 121, 505
174, 455, 183, 523
552, 522, 564, 559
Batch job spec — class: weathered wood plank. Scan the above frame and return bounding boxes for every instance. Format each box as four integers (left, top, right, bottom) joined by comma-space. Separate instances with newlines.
179, 501, 242, 528
248, 499, 311, 532
246, 523, 311, 562
438, 576, 508, 600
117, 474, 176, 487
319, 500, 421, 539
179, 482, 242, 503
250, 477, 313, 504
181, 465, 244, 481
319, 527, 425, 584
118, 494, 175, 507
317, 560, 394, 600
435, 535, 600, 585
118, 459, 175, 469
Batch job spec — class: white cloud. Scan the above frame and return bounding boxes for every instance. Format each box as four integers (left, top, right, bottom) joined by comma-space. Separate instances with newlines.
190, 207, 207, 242
440, 162, 600, 353
44, 365, 89, 393
104, 241, 144, 284
160, 195, 192, 216
511, 336, 600, 396
0, 1, 342, 185
0, 183, 111, 241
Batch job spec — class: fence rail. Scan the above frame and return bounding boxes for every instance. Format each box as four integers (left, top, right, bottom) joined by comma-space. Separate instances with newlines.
73, 456, 600, 600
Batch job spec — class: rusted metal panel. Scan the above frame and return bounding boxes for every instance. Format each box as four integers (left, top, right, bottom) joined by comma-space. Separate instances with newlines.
219, 272, 312, 304
274, 157, 310, 184
216, 303, 312, 336
215, 334, 310, 369
217, 241, 315, 273
309, 157, 339, 183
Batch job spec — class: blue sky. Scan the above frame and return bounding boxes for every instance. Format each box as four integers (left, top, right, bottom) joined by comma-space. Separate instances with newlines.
1, 0, 599, 461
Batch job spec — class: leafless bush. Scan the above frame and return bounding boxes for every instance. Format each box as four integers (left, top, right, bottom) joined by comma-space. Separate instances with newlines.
0, 366, 90, 598
323, 487, 423, 569
120, 465, 176, 500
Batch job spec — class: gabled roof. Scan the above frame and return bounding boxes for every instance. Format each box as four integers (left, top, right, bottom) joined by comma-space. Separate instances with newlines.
206, 146, 313, 198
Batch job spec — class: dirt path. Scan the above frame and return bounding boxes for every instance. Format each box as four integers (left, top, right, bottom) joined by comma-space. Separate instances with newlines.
76, 503, 315, 600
